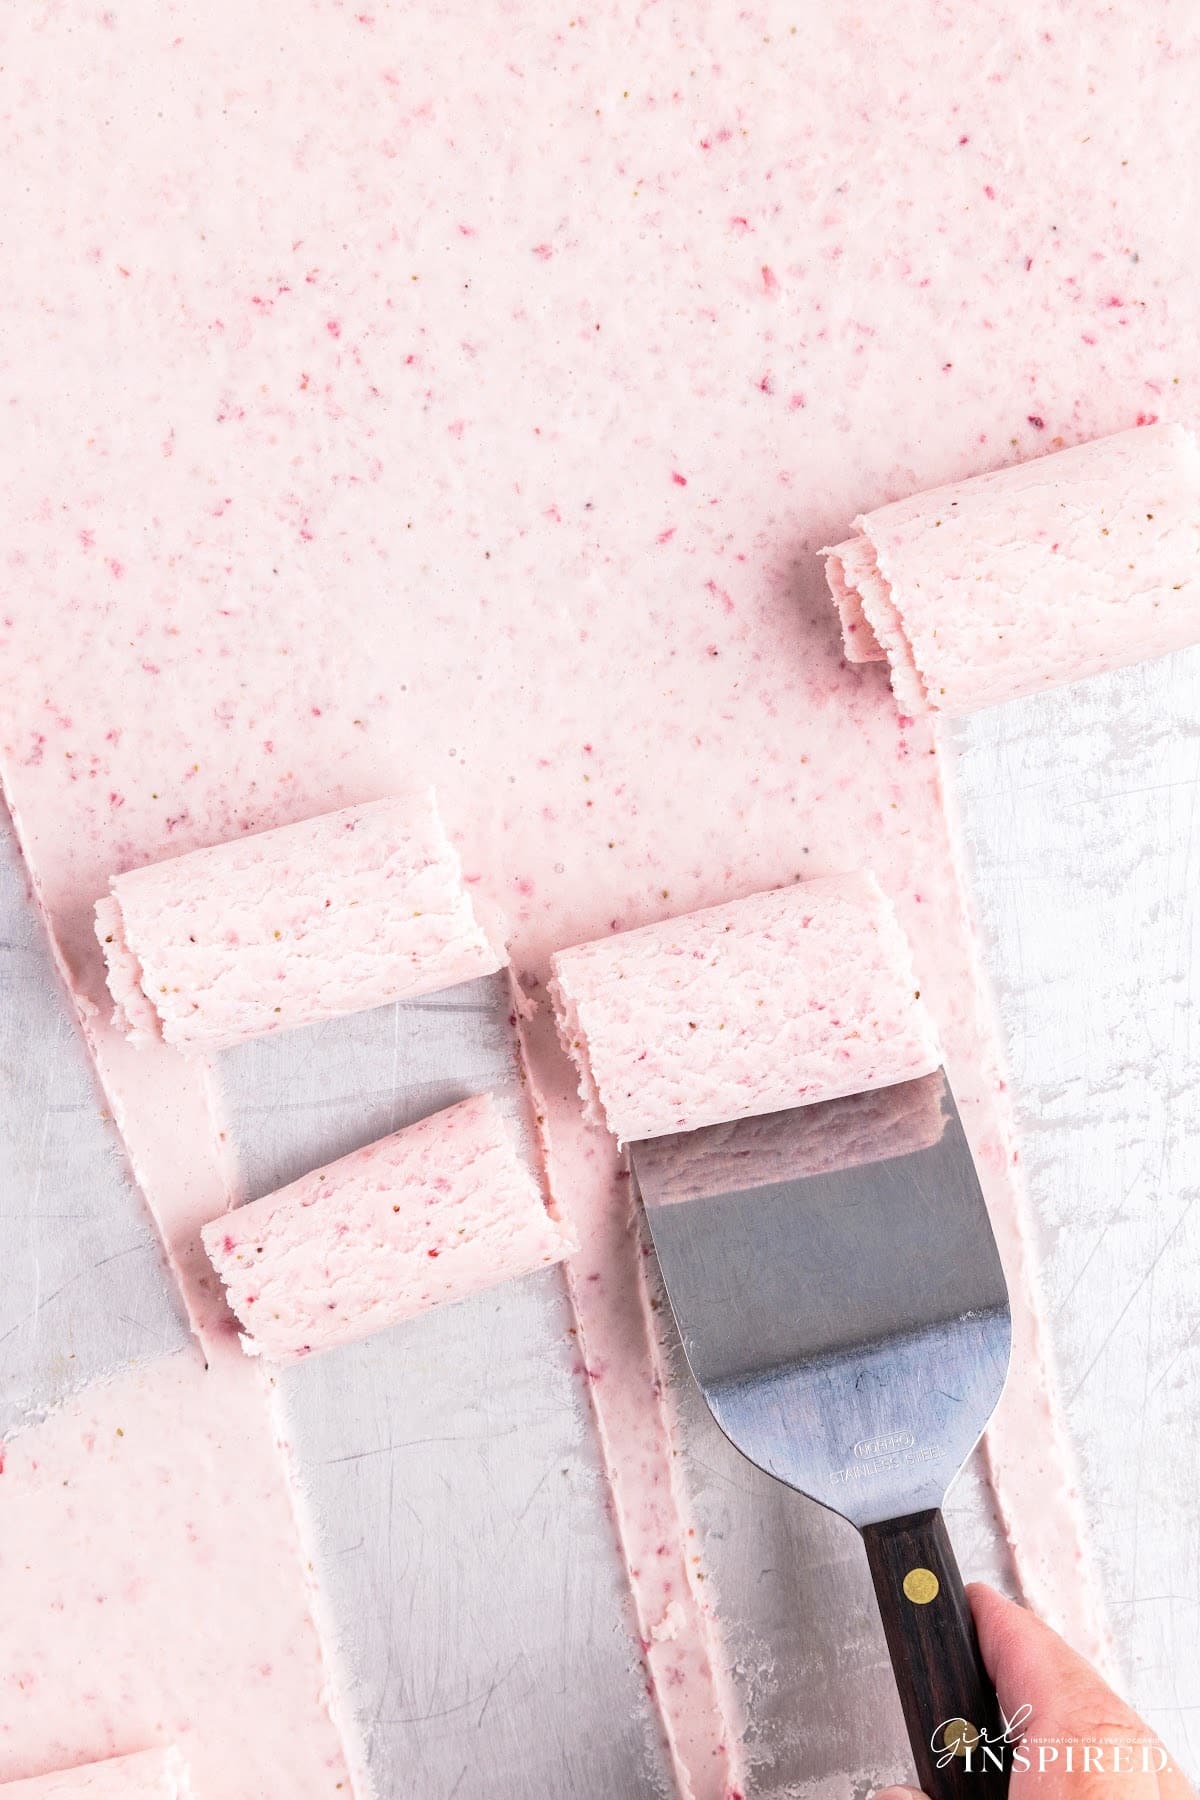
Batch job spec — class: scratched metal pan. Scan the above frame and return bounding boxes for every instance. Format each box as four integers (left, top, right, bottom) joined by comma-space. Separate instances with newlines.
214, 975, 674, 1800
0, 809, 189, 1442
948, 651, 1200, 1771
0, 821, 670, 1799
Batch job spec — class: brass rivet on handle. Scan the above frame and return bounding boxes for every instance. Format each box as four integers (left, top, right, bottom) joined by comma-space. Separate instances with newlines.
902, 1566, 940, 1604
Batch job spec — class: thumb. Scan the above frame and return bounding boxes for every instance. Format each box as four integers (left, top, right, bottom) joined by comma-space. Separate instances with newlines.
967, 1584, 1189, 1800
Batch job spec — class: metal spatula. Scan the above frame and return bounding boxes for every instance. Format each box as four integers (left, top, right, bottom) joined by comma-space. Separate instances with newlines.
630, 1069, 1013, 1798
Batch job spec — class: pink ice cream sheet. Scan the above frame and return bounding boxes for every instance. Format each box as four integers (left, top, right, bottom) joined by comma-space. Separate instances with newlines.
550, 872, 940, 1143
825, 423, 1200, 714
202, 1091, 574, 1361
0, 1751, 190, 1799
96, 792, 504, 1052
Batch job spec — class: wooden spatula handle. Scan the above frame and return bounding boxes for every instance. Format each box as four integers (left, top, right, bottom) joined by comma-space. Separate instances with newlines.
862, 1509, 1011, 1799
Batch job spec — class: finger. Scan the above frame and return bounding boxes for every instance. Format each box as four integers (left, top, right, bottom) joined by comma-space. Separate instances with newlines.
968, 1583, 1144, 1728
872, 1787, 927, 1800
968, 1584, 1172, 1800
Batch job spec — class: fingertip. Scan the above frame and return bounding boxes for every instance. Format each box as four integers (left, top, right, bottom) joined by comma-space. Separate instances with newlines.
872, 1787, 927, 1800
965, 1579, 1021, 1620
966, 1582, 1030, 1679
969, 1584, 1146, 1741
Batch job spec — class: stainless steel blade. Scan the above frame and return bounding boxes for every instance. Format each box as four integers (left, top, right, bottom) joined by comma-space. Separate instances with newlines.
214, 974, 673, 1800
643, 1239, 1015, 1796
0, 807, 190, 1440
630, 1073, 1012, 1530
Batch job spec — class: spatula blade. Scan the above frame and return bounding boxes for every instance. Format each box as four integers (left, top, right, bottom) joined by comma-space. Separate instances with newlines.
630, 1071, 1011, 1529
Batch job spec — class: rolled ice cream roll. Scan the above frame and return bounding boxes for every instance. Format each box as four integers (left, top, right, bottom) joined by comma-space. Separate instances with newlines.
823, 422, 1200, 714
823, 531, 888, 667
550, 872, 939, 1143
0, 1749, 193, 1797
202, 1092, 575, 1361
95, 791, 504, 1052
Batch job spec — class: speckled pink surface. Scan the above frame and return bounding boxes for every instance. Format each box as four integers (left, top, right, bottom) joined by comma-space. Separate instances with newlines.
97, 792, 503, 1051
0, 1748, 191, 1799
551, 872, 940, 1141
824, 423, 1200, 714
0, 1353, 350, 1796
2, 0, 1193, 1793
203, 1093, 573, 1361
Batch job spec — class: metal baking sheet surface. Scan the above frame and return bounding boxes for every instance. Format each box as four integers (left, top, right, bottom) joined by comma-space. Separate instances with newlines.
0, 806, 188, 1441
216, 973, 674, 1800
952, 650, 1200, 1776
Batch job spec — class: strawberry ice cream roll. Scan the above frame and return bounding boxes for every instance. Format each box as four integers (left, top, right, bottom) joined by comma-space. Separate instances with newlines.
202, 1092, 575, 1360
95, 791, 505, 1052
0, 1749, 193, 1797
550, 872, 940, 1143
824, 422, 1200, 714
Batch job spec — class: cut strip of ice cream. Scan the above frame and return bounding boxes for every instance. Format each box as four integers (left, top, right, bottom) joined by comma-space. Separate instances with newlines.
633, 1071, 949, 1204
95, 791, 505, 1052
823, 422, 1200, 714
0, 1748, 192, 1797
202, 1092, 575, 1361
549, 872, 940, 1143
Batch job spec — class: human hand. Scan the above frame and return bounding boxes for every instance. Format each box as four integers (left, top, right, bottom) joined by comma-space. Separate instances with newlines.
875, 1583, 1194, 1800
